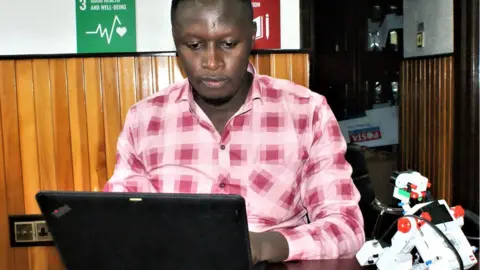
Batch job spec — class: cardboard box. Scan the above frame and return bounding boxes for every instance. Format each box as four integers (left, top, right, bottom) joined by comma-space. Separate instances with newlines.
339, 106, 399, 148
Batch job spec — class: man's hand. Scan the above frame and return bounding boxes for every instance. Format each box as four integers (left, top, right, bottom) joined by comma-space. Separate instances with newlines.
249, 231, 289, 264
249, 232, 263, 264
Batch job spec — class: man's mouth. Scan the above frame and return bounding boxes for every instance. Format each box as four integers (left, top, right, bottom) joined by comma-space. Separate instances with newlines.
200, 77, 228, 89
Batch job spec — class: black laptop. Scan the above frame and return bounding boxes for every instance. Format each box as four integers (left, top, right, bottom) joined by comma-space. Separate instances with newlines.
36, 191, 268, 270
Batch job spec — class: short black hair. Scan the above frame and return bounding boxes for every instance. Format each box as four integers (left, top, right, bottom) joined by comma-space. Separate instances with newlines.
170, 0, 254, 27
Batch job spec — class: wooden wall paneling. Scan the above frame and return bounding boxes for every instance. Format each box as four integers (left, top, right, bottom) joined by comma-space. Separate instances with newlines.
101, 57, 122, 179
249, 55, 255, 67
430, 59, 436, 193
136, 57, 154, 100
251, 54, 271, 75
32, 59, 58, 270
50, 59, 75, 192
399, 60, 407, 170
291, 54, 309, 87
16, 60, 41, 215
0, 60, 30, 270
270, 54, 291, 80
249, 54, 309, 87
444, 57, 454, 203
151, 55, 186, 92
15, 60, 41, 269
153, 57, 172, 93
118, 57, 138, 124
84, 58, 107, 192
0, 87, 12, 270
167, 56, 185, 85
429, 58, 434, 183
412, 61, 419, 175
453, 0, 479, 213
66, 59, 92, 192
171, 57, 186, 83
421, 59, 427, 177
400, 56, 454, 203
434, 58, 441, 193
33, 60, 57, 192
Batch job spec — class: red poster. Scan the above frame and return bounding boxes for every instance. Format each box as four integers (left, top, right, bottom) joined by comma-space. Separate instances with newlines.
251, 0, 281, 49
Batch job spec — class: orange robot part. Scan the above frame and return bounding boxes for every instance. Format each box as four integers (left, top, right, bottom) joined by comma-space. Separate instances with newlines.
398, 217, 412, 233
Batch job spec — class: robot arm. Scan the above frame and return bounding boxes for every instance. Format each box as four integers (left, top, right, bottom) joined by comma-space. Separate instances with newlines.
375, 217, 420, 270
357, 217, 419, 269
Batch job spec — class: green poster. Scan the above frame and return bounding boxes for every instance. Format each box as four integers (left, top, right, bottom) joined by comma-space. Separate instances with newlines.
76, 0, 137, 53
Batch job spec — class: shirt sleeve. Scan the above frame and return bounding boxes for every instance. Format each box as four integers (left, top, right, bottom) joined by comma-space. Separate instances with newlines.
103, 106, 152, 192
274, 95, 365, 261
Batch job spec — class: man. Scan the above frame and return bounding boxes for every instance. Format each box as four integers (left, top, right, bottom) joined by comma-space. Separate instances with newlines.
104, 0, 365, 264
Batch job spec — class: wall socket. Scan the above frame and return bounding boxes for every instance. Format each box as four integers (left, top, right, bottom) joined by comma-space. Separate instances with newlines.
9, 215, 54, 247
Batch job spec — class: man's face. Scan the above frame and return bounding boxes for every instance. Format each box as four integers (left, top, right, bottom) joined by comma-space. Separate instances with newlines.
172, 1, 256, 103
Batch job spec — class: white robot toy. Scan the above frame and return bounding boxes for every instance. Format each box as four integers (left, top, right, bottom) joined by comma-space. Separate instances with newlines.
356, 170, 478, 270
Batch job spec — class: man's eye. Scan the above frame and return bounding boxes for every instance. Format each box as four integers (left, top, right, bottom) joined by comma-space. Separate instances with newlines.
187, 43, 201, 50
222, 42, 237, 49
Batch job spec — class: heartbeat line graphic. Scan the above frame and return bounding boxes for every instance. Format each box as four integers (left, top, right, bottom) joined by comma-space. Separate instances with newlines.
86, 15, 124, 44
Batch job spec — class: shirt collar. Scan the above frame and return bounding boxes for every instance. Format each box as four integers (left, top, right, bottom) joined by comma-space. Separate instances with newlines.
246, 62, 264, 103
175, 61, 264, 107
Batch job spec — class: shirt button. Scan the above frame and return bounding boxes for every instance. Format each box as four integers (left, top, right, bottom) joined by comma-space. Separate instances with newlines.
219, 183, 226, 188
220, 145, 226, 150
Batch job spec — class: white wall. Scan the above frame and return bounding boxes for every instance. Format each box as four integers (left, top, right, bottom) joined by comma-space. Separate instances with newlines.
0, 0, 300, 56
403, 0, 454, 58
0, 0, 78, 55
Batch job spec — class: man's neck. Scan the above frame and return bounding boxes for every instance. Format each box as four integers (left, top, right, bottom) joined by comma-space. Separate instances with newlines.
194, 72, 253, 119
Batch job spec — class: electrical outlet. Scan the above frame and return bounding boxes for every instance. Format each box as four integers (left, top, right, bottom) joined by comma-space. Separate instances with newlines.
9, 215, 54, 247
14, 222, 35, 243
35, 221, 53, 242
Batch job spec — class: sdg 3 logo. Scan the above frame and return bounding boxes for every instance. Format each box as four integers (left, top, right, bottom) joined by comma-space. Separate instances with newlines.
75, 0, 137, 53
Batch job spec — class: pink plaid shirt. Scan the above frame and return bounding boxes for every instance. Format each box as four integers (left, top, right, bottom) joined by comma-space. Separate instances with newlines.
104, 63, 365, 261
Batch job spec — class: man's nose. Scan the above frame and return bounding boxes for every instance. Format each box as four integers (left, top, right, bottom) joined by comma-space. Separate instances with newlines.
202, 44, 223, 70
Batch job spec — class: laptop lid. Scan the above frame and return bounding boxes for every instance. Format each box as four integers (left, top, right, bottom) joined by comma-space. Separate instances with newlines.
36, 191, 257, 270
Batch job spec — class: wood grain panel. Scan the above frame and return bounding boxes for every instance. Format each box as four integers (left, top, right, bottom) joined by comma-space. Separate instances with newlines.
270, 54, 291, 80
66, 59, 91, 192
16, 60, 41, 216
137, 57, 155, 100
118, 57, 137, 125
84, 58, 106, 192
101, 58, 122, 179
0, 87, 12, 270
453, 0, 479, 214
400, 56, 454, 203
0, 60, 30, 270
50, 59, 75, 192
32, 59, 55, 270
152, 57, 171, 92
291, 54, 309, 86
0, 53, 309, 270
15, 60, 41, 270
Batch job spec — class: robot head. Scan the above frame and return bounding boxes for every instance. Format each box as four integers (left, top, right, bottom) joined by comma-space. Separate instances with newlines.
391, 171, 431, 202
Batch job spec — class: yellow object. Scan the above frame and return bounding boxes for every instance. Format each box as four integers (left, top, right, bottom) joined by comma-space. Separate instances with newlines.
416, 32, 424, 48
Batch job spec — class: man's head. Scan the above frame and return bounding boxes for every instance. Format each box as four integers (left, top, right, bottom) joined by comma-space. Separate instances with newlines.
171, 0, 256, 105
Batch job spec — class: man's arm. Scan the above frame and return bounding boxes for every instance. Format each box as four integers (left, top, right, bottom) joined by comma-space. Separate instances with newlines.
103, 107, 152, 192
273, 96, 365, 261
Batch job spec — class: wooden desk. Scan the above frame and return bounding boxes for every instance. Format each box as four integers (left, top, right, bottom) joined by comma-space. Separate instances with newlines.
267, 258, 479, 270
